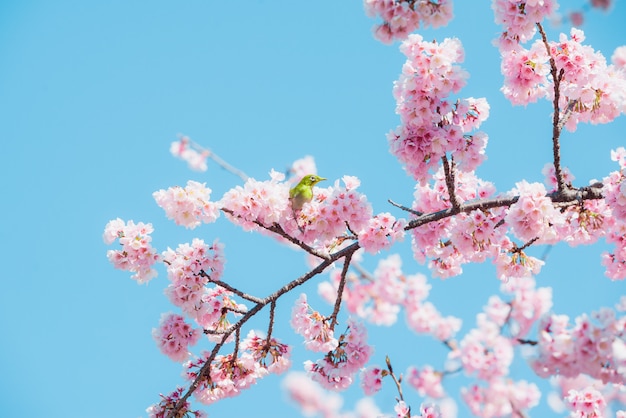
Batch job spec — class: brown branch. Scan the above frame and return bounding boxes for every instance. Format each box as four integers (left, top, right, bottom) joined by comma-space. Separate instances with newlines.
515, 237, 540, 252
166, 243, 359, 418
327, 252, 353, 330
199, 270, 263, 304
405, 185, 604, 231
537, 22, 567, 193
266, 300, 277, 345
179, 135, 249, 182
221, 208, 330, 260
386, 355, 410, 416
441, 154, 461, 211
388, 199, 423, 216
168, 173, 605, 417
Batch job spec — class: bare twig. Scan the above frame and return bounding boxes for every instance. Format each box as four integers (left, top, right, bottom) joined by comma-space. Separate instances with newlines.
266, 300, 277, 345
537, 23, 566, 193
200, 270, 264, 304
178, 135, 249, 182
327, 252, 353, 330
441, 154, 461, 211
388, 199, 423, 216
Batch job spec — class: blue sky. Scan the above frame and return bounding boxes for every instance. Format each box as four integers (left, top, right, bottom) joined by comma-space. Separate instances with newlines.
1, 1, 625, 417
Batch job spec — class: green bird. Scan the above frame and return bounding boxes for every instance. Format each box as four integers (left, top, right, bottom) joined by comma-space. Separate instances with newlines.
289, 174, 326, 211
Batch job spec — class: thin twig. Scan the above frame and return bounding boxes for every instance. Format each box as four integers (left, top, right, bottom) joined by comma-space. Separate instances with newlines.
179, 135, 249, 182
266, 300, 277, 345
200, 270, 264, 304
537, 23, 566, 193
388, 199, 423, 216
441, 154, 461, 211
327, 252, 353, 330
385, 355, 410, 416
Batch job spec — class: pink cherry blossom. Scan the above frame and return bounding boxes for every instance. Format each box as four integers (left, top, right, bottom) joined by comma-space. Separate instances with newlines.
389, 34, 490, 185
161, 239, 247, 337
406, 365, 445, 399
185, 351, 269, 405
530, 310, 626, 384
358, 212, 406, 254
152, 313, 201, 362
394, 400, 411, 418
153, 180, 220, 229
219, 171, 290, 232
360, 365, 384, 395
304, 318, 372, 391
240, 330, 291, 374
364, 0, 453, 44
291, 293, 338, 352
417, 403, 442, 418
492, 0, 558, 49
282, 372, 344, 417
505, 180, 564, 243
612, 46, 626, 69
170, 136, 209, 172
565, 387, 606, 417
499, 275, 553, 338
454, 314, 514, 380
103, 218, 159, 283
462, 378, 541, 417
319, 254, 407, 326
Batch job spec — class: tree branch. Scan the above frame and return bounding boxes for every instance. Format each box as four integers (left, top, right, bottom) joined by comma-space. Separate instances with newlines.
327, 252, 353, 330
442, 154, 461, 211
537, 22, 567, 193
166, 243, 359, 418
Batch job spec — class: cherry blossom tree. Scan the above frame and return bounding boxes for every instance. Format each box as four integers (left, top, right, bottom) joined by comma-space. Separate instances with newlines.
104, 1, 626, 417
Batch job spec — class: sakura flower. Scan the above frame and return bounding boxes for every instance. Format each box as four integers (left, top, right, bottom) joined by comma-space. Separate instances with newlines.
103, 218, 159, 283
153, 180, 219, 229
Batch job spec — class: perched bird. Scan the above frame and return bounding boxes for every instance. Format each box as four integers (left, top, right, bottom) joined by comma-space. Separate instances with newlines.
289, 174, 326, 211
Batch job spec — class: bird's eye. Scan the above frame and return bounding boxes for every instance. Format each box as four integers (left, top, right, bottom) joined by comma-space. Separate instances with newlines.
310, 175, 316, 182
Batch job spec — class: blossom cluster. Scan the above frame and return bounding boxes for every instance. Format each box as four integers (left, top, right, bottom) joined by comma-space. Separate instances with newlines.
406, 365, 445, 399
364, 0, 453, 44
161, 239, 244, 336
291, 293, 338, 352
531, 309, 626, 384
548, 375, 626, 416
153, 180, 220, 229
240, 330, 291, 374
388, 34, 490, 184
170, 136, 209, 172
220, 172, 405, 254
103, 218, 159, 283
318, 255, 461, 342
506, 180, 564, 243
456, 314, 515, 381
565, 387, 606, 418
498, 27, 626, 131
185, 331, 291, 405
283, 372, 383, 418
152, 313, 201, 362
491, 0, 558, 49
490, 276, 553, 338
304, 318, 372, 391
462, 378, 541, 417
